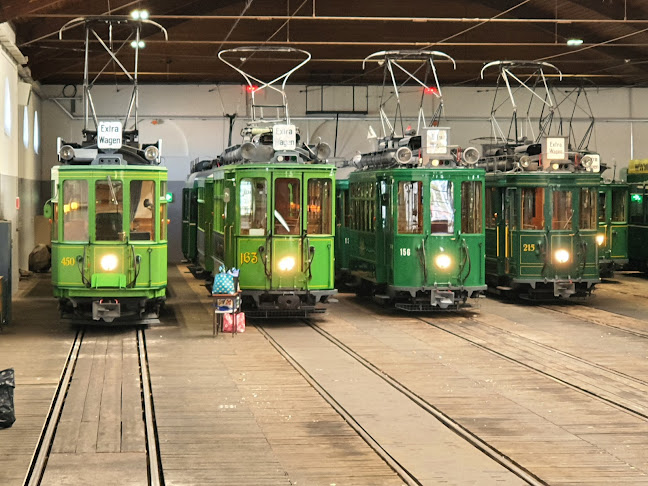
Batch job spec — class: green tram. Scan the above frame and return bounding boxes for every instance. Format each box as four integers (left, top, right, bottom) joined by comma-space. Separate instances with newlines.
183, 157, 337, 316
45, 143, 168, 323
627, 159, 648, 271
336, 158, 486, 310
484, 167, 600, 299
597, 181, 629, 276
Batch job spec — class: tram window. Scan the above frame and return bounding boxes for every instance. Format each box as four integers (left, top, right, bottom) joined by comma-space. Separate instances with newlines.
307, 179, 332, 234
630, 190, 644, 224
521, 188, 545, 230
240, 178, 267, 236
579, 188, 597, 230
430, 180, 454, 233
95, 179, 124, 241
598, 192, 607, 222
160, 203, 167, 241
343, 191, 351, 228
552, 190, 573, 230
52, 202, 59, 241
129, 180, 154, 241
396, 181, 422, 234
461, 181, 482, 234
380, 180, 389, 229
62, 180, 88, 241
612, 188, 628, 222
274, 178, 300, 235
214, 180, 224, 232
485, 187, 497, 229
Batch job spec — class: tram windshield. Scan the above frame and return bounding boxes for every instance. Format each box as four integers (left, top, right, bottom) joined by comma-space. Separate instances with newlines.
461, 181, 482, 234
430, 180, 454, 233
307, 179, 332, 234
612, 188, 628, 222
398, 181, 423, 234
274, 178, 300, 235
241, 178, 267, 236
95, 178, 124, 240
580, 188, 597, 230
630, 189, 644, 224
552, 190, 573, 230
62, 180, 88, 241
130, 180, 155, 241
522, 187, 545, 230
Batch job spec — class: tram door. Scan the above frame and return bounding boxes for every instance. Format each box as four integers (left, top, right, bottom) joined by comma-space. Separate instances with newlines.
500, 188, 517, 275
376, 178, 391, 282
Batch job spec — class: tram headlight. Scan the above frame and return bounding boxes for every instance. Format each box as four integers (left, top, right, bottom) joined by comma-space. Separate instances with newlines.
278, 256, 295, 272
59, 145, 75, 161
554, 249, 570, 264
431, 159, 440, 167
100, 254, 119, 272
596, 234, 605, 246
434, 254, 452, 270
144, 145, 159, 161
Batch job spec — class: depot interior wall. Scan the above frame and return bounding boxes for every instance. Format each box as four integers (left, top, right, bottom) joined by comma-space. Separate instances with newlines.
0, 47, 43, 292
41, 83, 648, 262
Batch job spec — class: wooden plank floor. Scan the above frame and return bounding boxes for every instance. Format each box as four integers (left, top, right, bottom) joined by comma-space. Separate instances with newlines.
0, 276, 75, 486
320, 295, 648, 485
42, 329, 147, 485
149, 266, 404, 485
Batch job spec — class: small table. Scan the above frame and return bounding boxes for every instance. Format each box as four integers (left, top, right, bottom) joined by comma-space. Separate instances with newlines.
212, 292, 241, 336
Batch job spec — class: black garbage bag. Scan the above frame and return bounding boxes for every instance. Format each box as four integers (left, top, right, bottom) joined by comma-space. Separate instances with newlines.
0, 368, 16, 428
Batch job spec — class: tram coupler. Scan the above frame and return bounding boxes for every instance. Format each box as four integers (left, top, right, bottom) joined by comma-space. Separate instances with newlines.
92, 300, 120, 322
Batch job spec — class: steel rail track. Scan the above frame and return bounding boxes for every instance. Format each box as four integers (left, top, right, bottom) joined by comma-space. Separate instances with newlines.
24, 329, 84, 486
23, 328, 164, 486
256, 324, 423, 486
257, 321, 545, 486
473, 316, 648, 389
420, 317, 648, 422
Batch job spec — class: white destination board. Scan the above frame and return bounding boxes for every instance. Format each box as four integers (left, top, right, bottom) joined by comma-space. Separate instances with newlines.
273, 124, 296, 151
544, 137, 566, 160
97, 121, 122, 149
426, 128, 449, 156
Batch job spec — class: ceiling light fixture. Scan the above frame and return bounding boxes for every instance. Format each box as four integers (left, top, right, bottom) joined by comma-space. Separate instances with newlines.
566, 38, 583, 46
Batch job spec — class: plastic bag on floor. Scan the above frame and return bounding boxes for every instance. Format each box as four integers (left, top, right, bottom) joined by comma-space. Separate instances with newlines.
222, 313, 245, 333
0, 368, 15, 428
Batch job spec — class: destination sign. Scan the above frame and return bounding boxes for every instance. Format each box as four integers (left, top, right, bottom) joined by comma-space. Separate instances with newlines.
542, 136, 566, 161
273, 124, 296, 151
97, 121, 123, 149
629, 159, 648, 174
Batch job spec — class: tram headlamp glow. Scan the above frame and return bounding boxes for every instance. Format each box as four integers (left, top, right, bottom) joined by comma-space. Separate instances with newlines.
434, 254, 452, 269
278, 256, 295, 272
554, 249, 570, 264
59, 145, 75, 161
596, 234, 605, 246
100, 254, 119, 272
144, 145, 159, 161
431, 159, 440, 167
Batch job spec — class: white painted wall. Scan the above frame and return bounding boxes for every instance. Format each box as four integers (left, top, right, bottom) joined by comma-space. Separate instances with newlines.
39, 82, 648, 260
0, 44, 43, 292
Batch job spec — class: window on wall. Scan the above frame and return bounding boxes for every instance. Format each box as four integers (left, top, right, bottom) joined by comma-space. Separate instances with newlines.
22, 106, 29, 148
4, 78, 11, 136
33, 111, 40, 154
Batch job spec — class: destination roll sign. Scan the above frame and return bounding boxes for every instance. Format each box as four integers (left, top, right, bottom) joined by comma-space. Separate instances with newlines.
97, 121, 123, 149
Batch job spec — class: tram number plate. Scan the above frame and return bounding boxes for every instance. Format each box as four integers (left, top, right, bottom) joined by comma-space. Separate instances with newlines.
399, 248, 411, 256
240, 252, 258, 265
523, 244, 536, 252
61, 256, 76, 266
273, 124, 296, 150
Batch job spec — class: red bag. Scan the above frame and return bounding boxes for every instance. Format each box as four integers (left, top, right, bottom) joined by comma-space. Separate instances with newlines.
222, 313, 245, 333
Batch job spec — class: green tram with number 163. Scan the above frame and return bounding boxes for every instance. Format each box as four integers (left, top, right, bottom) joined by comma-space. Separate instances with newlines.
182, 47, 337, 317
